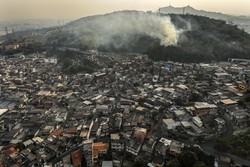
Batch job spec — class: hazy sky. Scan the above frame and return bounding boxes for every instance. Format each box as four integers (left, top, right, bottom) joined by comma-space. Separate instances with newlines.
0, 0, 250, 21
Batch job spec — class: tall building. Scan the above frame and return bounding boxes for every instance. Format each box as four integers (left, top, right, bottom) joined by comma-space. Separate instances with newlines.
83, 139, 93, 167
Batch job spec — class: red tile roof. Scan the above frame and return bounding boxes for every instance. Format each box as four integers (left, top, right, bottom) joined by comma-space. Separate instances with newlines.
50, 128, 63, 137
71, 149, 82, 167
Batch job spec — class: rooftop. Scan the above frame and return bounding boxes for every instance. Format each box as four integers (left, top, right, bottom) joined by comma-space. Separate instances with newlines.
220, 99, 238, 105
195, 102, 217, 109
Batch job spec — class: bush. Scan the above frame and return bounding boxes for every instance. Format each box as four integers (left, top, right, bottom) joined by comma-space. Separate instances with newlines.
178, 151, 198, 167
214, 138, 232, 152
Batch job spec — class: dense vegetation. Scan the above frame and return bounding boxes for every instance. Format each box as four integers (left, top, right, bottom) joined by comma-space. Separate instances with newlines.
128, 146, 214, 167
50, 13, 250, 63
214, 130, 250, 160
178, 146, 214, 167
99, 14, 250, 63
167, 14, 250, 62
2, 12, 250, 64
47, 49, 101, 74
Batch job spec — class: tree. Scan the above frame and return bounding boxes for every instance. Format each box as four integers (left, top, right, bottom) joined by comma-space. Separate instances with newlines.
197, 136, 205, 143
193, 161, 206, 167
214, 138, 232, 152
241, 94, 250, 103
178, 151, 198, 167
16, 142, 26, 151
169, 161, 180, 167
133, 161, 146, 167
185, 146, 214, 167
152, 110, 160, 117
88, 111, 94, 120
138, 98, 145, 105
189, 92, 202, 102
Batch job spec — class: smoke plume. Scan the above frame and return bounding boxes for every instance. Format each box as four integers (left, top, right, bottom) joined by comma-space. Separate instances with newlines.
69, 11, 185, 48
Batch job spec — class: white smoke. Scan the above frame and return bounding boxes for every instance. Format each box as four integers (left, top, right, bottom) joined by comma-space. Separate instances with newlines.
71, 11, 185, 47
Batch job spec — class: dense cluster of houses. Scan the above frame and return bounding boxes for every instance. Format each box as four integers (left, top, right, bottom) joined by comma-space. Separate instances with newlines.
0, 53, 249, 167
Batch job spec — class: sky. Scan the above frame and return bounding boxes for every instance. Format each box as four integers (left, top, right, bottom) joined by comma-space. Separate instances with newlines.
0, 0, 250, 21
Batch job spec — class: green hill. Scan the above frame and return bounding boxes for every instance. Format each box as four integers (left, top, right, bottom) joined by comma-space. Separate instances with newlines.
13, 11, 250, 63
